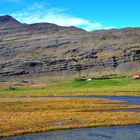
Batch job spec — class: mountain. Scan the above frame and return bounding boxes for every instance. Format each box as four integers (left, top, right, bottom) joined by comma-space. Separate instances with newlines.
0, 15, 21, 27
0, 15, 140, 79
0, 15, 19, 23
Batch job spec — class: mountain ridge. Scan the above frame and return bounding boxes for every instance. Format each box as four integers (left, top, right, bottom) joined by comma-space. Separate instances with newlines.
0, 15, 140, 79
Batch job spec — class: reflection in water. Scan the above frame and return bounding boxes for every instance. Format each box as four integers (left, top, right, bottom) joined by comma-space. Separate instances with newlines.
2, 125, 140, 140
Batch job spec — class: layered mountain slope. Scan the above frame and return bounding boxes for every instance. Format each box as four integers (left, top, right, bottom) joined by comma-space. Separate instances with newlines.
0, 15, 140, 78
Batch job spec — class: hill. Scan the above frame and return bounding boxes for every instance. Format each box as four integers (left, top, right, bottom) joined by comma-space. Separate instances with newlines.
0, 15, 140, 79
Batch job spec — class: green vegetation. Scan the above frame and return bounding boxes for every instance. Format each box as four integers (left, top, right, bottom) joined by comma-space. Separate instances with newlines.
0, 98, 140, 137
0, 76, 140, 137
0, 77, 140, 97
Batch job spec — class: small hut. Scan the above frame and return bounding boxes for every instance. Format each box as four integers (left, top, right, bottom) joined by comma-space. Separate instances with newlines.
132, 74, 140, 79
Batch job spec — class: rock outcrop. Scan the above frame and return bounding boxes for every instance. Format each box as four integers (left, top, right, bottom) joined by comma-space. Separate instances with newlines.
0, 15, 140, 78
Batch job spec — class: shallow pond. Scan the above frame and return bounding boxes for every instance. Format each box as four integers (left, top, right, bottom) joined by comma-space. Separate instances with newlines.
91, 96, 140, 105
2, 125, 140, 140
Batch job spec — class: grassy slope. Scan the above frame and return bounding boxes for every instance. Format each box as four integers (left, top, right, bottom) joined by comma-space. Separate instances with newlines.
0, 77, 140, 97
0, 98, 140, 137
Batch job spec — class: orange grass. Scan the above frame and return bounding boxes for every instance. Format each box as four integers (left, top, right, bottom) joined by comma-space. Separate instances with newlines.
0, 98, 140, 137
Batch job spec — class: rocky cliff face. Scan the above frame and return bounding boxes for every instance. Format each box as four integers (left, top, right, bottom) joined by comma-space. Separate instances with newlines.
0, 15, 140, 78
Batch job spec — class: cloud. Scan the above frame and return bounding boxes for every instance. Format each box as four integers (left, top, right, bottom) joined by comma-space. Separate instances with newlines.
11, 2, 114, 31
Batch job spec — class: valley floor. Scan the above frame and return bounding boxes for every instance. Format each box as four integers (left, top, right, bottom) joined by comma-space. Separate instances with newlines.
0, 76, 140, 137
0, 76, 140, 97
0, 97, 140, 137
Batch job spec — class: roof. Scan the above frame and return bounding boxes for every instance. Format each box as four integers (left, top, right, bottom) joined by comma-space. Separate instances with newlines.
133, 74, 140, 77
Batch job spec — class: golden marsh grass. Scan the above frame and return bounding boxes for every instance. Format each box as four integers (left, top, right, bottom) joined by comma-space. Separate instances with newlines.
0, 98, 140, 137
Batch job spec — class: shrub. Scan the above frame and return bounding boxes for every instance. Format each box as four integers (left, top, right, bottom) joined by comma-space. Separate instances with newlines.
6, 87, 17, 91
74, 78, 86, 82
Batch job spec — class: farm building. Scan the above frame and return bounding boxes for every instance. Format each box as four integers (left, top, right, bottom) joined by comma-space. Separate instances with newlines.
132, 74, 140, 79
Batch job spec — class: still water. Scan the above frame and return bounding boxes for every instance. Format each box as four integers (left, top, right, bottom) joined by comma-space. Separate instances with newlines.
2, 125, 140, 140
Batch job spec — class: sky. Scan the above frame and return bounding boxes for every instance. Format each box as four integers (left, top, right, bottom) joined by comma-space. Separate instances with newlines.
0, 0, 140, 31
